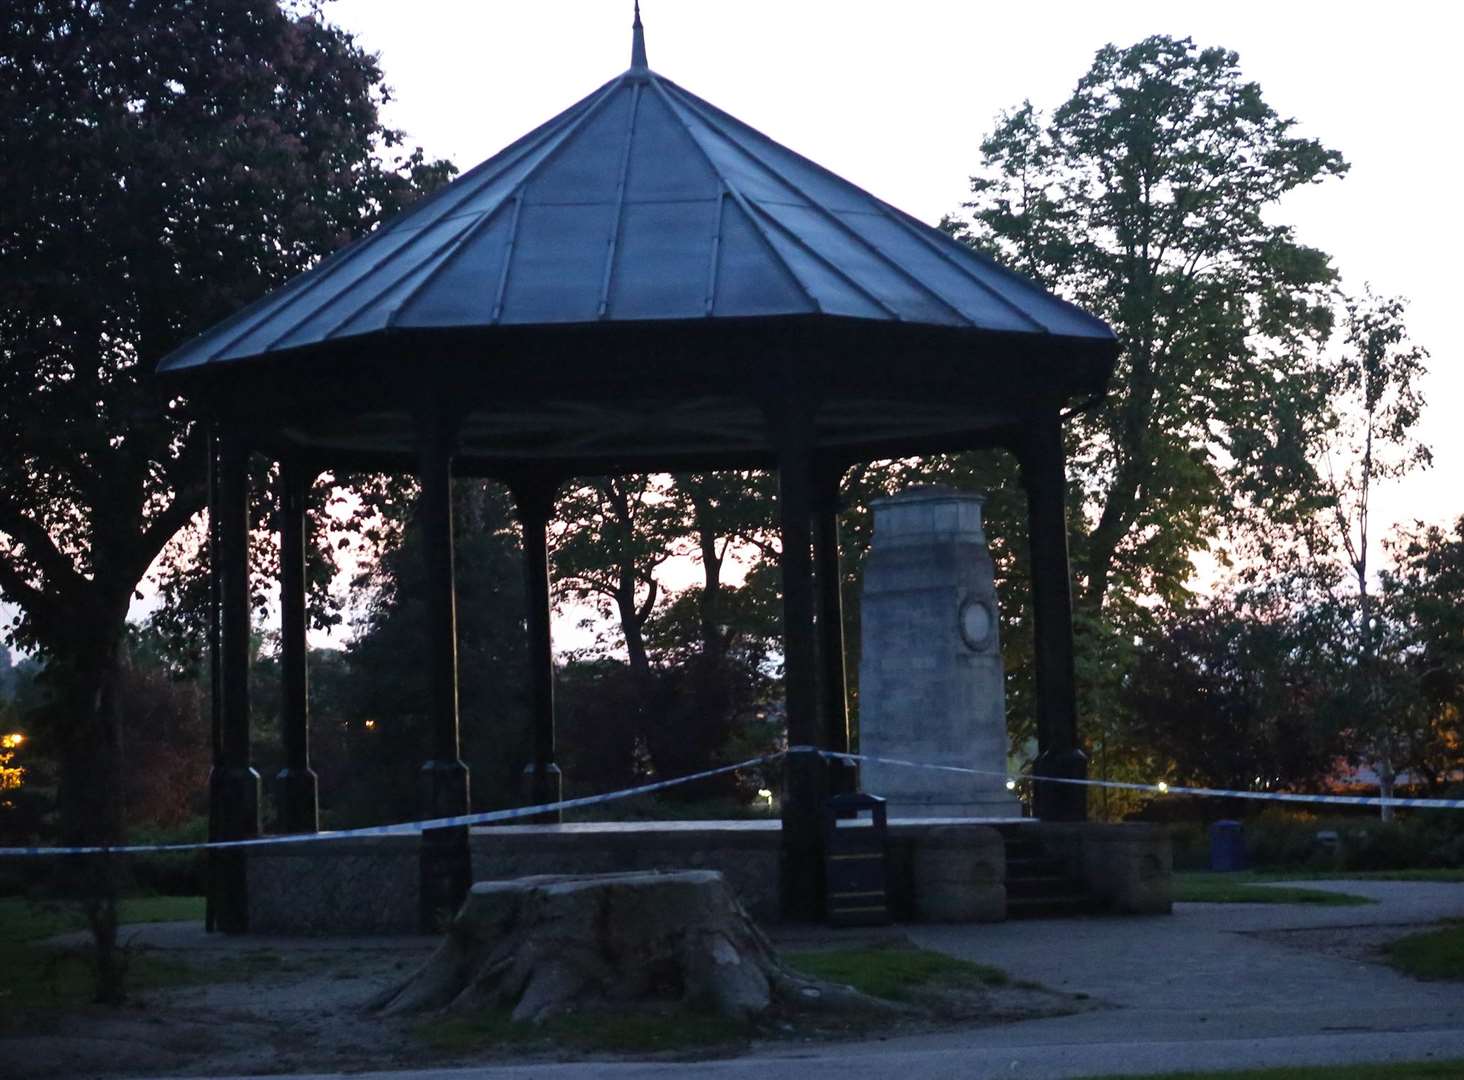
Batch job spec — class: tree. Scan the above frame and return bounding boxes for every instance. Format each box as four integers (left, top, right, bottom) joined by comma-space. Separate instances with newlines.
0, 0, 450, 1001
341, 481, 530, 822
1123, 591, 1345, 798
1318, 290, 1431, 815
948, 36, 1349, 619
1373, 517, 1464, 792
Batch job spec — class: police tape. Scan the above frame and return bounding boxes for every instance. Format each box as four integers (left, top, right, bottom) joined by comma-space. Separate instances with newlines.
0, 751, 785, 858
4, 743, 1463, 858
797, 747, 1464, 811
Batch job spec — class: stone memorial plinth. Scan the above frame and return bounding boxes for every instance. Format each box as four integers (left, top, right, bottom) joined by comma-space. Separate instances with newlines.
857, 488, 1019, 818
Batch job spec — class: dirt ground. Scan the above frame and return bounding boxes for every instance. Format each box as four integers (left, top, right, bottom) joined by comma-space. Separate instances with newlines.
2, 922, 1087, 1079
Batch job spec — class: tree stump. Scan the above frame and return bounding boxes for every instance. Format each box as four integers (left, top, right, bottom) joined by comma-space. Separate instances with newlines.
372, 870, 873, 1023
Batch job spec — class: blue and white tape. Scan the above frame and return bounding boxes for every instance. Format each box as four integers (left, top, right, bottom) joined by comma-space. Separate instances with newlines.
803, 748, 1464, 812
3, 744, 1460, 858
0, 751, 783, 858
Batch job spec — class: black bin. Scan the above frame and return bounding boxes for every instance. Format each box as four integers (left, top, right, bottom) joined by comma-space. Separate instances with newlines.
1209, 819, 1246, 872
824, 792, 890, 926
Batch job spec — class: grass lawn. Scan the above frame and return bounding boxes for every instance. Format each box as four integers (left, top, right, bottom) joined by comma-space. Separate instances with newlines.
416, 945, 1019, 1054
1239, 868, 1464, 883
783, 944, 1010, 1001
1, 895, 206, 1017
1386, 920, 1464, 980
1077, 1061, 1464, 1079
1174, 872, 1373, 906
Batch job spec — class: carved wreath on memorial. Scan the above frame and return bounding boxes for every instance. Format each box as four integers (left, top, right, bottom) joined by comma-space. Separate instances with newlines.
958, 596, 996, 652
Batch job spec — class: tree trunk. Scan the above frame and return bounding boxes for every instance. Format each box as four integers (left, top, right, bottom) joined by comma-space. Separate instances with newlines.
53, 623, 130, 1005
374, 871, 885, 1024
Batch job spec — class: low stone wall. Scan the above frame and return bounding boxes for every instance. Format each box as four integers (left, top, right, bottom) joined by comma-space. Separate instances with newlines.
242, 819, 1163, 933
248, 835, 420, 934
471, 824, 782, 922
1035, 822, 1173, 915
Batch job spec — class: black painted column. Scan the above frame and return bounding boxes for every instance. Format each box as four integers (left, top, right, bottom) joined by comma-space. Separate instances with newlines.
416, 412, 471, 932
275, 459, 319, 834
1020, 409, 1088, 822
773, 400, 828, 921
511, 476, 563, 822
208, 428, 261, 933
812, 462, 857, 798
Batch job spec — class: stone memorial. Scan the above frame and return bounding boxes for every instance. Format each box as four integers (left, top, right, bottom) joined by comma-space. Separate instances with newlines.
857, 487, 1019, 818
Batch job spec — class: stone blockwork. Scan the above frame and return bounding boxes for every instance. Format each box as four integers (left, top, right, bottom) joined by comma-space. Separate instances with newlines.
908, 825, 1006, 922
244, 820, 1167, 933
858, 489, 1019, 818
1036, 822, 1173, 915
248, 836, 420, 934
471, 824, 783, 922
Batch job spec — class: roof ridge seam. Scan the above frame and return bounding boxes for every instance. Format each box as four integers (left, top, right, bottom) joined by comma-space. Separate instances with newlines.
878, 206, 1060, 334
646, 77, 821, 316
385, 77, 629, 330
598, 81, 644, 319
203, 86, 611, 359
659, 84, 971, 326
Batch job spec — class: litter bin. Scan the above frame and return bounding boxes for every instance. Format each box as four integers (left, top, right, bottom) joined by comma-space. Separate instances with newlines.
824, 792, 890, 926
1209, 819, 1246, 872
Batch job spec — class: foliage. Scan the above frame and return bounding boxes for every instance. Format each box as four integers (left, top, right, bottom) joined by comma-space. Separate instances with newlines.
1122, 591, 1346, 794
784, 945, 1010, 1001
1386, 920, 1464, 981
0, 0, 452, 1001
950, 36, 1348, 619
1171, 873, 1371, 906
333, 481, 530, 823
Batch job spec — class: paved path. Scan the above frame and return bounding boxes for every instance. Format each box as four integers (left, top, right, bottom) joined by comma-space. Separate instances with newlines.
165, 880, 1464, 1079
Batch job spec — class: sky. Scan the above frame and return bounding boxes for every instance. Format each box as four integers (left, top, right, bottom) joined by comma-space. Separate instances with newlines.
327, 0, 1462, 550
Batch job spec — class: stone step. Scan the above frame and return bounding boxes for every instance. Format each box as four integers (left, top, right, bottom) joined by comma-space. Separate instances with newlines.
1006, 893, 1099, 918
1006, 873, 1076, 899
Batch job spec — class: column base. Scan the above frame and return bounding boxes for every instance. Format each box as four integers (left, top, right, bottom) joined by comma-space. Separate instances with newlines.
779, 750, 829, 922
273, 766, 319, 835
419, 759, 471, 933
208, 765, 261, 934
1033, 748, 1088, 822
521, 761, 564, 824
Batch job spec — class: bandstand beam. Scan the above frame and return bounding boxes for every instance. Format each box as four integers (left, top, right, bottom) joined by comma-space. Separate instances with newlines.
1019, 409, 1088, 822
209, 427, 261, 933
812, 461, 857, 797
772, 398, 828, 921
416, 408, 471, 932
508, 472, 564, 822
275, 459, 319, 834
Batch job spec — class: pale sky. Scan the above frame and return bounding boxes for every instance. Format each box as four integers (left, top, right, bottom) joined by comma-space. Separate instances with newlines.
329, 0, 1463, 548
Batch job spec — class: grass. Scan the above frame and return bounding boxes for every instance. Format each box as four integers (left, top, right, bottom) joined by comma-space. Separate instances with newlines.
1077, 1063, 1464, 1079
413, 945, 1017, 1055
416, 1010, 751, 1055
1386, 920, 1464, 981
1174, 872, 1373, 906
783, 944, 1009, 1002
1239, 868, 1464, 883
1, 895, 209, 1019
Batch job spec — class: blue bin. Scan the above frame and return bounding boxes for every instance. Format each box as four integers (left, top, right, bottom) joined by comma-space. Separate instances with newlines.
1209, 819, 1246, 872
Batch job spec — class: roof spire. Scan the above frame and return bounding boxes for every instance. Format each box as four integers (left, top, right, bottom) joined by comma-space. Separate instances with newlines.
630, 1, 648, 70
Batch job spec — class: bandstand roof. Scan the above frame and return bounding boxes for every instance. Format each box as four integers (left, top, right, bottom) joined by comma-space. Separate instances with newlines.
157, 10, 1118, 475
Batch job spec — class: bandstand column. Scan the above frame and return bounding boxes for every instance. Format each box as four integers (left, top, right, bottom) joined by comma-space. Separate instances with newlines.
772, 399, 828, 921
208, 427, 261, 933
275, 459, 319, 834
812, 461, 857, 797
416, 410, 471, 931
1020, 409, 1088, 822
510, 474, 563, 822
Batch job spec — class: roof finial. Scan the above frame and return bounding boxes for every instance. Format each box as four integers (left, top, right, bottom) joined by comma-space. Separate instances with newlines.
630, 1, 648, 70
